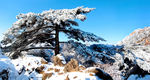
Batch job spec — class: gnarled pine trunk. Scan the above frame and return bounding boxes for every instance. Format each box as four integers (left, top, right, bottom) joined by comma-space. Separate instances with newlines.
55, 25, 59, 55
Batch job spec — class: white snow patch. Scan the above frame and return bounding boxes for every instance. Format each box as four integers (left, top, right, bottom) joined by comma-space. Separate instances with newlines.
0, 55, 18, 80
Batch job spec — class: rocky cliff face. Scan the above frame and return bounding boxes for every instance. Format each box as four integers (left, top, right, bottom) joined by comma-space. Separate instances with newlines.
118, 27, 150, 79
118, 27, 150, 72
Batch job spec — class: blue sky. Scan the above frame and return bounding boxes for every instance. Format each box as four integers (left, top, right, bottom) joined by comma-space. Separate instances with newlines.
0, 0, 150, 44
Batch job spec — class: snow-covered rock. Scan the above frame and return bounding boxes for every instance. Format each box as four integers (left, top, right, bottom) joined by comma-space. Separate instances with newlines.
123, 45, 150, 72
0, 55, 18, 80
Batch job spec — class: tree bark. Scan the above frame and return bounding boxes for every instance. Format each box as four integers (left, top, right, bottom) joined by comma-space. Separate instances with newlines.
55, 25, 59, 55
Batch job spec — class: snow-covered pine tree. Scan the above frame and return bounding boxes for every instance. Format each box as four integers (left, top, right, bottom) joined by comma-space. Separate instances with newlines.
1, 7, 105, 59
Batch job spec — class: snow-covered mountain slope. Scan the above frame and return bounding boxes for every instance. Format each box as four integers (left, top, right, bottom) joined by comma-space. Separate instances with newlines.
60, 40, 123, 65
118, 27, 150, 46
116, 27, 150, 79
59, 27, 150, 80
60, 41, 125, 79
117, 27, 150, 72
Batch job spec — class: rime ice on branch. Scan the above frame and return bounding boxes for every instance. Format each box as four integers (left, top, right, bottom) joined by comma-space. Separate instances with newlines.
1, 7, 105, 58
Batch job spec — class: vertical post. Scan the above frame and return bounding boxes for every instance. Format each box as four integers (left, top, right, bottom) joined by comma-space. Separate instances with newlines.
55, 25, 59, 55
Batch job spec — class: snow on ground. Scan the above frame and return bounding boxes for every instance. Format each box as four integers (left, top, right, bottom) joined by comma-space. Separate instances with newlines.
11, 55, 104, 80
0, 55, 18, 80
49, 72, 101, 80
